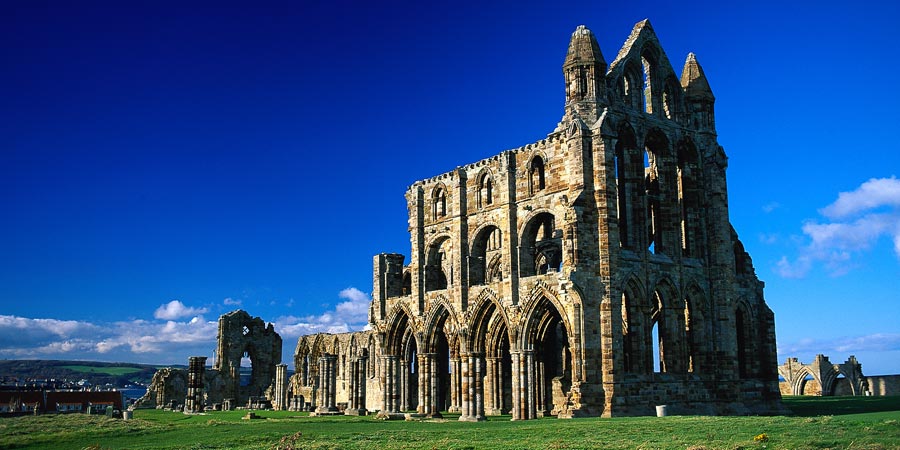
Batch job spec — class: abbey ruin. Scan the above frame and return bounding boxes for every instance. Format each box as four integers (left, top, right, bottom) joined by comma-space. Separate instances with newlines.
289, 20, 782, 418
140, 20, 783, 419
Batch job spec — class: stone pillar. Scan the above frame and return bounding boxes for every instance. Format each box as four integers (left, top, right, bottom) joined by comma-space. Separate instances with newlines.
485, 356, 501, 415
400, 358, 409, 411
459, 352, 486, 421
418, 353, 441, 417
449, 356, 461, 413
381, 355, 399, 413
417, 353, 426, 414
274, 364, 288, 411
536, 360, 546, 416
185, 356, 206, 413
345, 355, 368, 416
315, 354, 339, 414
526, 350, 536, 420
511, 350, 535, 420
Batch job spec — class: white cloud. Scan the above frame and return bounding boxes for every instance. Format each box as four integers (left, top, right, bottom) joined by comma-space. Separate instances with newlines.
154, 300, 209, 320
776, 176, 900, 278
0, 314, 218, 364
223, 297, 242, 306
273, 287, 371, 339
0, 289, 374, 365
820, 176, 900, 219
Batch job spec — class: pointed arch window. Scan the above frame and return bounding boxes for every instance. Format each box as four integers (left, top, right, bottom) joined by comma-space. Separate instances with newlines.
640, 48, 657, 114
432, 187, 447, 220
529, 156, 546, 194
477, 173, 494, 208
615, 125, 641, 250
677, 139, 702, 258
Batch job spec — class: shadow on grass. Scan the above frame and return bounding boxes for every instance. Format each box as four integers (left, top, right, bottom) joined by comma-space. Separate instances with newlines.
783, 395, 900, 416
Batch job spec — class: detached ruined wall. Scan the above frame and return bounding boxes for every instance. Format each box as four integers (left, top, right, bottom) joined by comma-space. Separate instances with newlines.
136, 310, 282, 410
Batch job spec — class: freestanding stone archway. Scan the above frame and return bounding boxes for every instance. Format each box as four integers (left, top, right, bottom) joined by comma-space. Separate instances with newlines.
214, 310, 283, 407
136, 310, 283, 411
779, 355, 868, 396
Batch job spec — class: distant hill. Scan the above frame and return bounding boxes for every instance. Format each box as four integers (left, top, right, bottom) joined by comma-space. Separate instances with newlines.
0, 360, 176, 387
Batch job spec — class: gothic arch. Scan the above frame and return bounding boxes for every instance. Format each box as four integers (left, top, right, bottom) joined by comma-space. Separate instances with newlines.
423, 296, 459, 352
470, 223, 503, 286
735, 299, 756, 379
519, 211, 562, 277
621, 276, 650, 373
683, 282, 708, 373
639, 44, 659, 114
385, 304, 417, 356
621, 60, 643, 111
468, 290, 512, 353
527, 152, 548, 194
644, 128, 671, 254
519, 290, 574, 417
677, 137, 703, 258
476, 168, 496, 208
431, 183, 449, 221
425, 235, 452, 291
615, 122, 642, 250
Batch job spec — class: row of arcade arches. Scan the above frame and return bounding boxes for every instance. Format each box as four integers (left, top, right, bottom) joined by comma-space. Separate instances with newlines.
296, 277, 763, 418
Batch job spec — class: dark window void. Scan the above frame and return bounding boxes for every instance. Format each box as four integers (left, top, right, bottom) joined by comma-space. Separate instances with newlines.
478, 174, 494, 208
520, 212, 561, 277
432, 187, 447, 220
529, 157, 546, 194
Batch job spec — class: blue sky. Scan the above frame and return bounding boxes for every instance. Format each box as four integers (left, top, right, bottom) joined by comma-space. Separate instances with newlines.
2, 1, 899, 375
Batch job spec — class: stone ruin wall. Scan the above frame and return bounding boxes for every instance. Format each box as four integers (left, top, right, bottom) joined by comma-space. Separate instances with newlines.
136, 310, 282, 411
778, 355, 900, 397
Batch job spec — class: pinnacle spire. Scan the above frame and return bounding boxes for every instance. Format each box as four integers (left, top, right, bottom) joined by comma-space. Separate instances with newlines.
564, 25, 606, 69
680, 52, 715, 101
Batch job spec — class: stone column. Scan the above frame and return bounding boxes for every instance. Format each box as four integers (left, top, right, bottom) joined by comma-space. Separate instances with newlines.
381, 355, 400, 413
185, 356, 206, 413
485, 356, 498, 415
315, 354, 339, 414
458, 352, 486, 421
274, 363, 288, 411
536, 360, 546, 416
345, 355, 368, 416
400, 358, 409, 411
419, 353, 441, 417
511, 350, 535, 420
526, 350, 536, 419
449, 355, 461, 413
417, 353, 426, 414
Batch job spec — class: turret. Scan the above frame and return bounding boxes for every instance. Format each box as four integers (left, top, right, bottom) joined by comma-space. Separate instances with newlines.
563, 25, 607, 123
680, 52, 716, 132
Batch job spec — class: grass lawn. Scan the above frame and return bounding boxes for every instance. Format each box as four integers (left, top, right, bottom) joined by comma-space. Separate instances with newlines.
59, 366, 145, 376
1, 396, 898, 449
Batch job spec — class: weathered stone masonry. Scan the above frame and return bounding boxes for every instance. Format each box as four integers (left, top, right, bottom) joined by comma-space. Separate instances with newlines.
293, 20, 783, 418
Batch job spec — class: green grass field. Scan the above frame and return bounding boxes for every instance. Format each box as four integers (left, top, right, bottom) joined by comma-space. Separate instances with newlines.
59, 366, 145, 376
1, 396, 898, 449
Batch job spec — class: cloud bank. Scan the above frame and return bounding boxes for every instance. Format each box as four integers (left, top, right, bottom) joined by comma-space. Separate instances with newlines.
0, 289, 372, 365
273, 287, 371, 340
154, 300, 209, 320
776, 176, 900, 278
